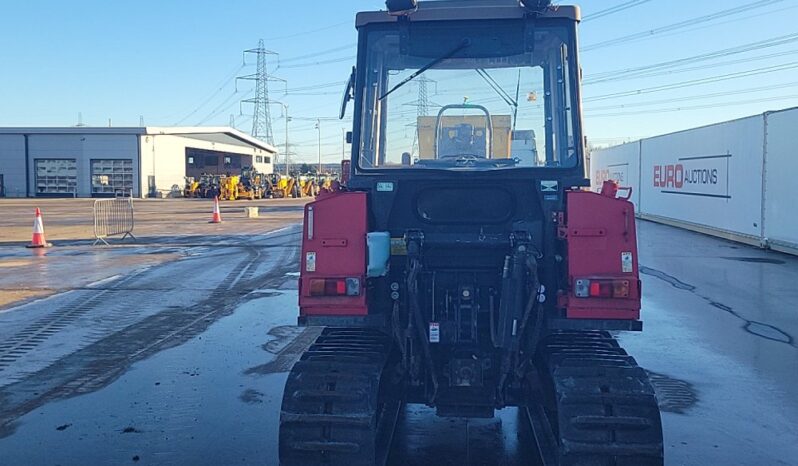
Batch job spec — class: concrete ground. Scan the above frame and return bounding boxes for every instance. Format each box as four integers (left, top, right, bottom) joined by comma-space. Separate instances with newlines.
0, 197, 308, 309
0, 205, 796, 465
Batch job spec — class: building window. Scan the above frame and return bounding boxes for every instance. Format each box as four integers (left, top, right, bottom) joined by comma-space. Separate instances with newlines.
256, 156, 263, 163
35, 159, 77, 196
265, 156, 271, 164
185, 149, 207, 168
91, 159, 134, 196
185, 148, 244, 173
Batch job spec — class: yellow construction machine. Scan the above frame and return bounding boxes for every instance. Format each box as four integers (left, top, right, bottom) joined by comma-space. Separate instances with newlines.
271, 175, 299, 198
219, 175, 240, 201
238, 167, 269, 200
184, 177, 201, 198
299, 176, 319, 197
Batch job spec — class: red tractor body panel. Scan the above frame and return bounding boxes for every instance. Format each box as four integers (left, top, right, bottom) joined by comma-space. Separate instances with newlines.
563, 189, 641, 320
299, 191, 369, 317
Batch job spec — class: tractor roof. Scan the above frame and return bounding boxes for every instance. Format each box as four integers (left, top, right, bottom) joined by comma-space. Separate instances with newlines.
357, 1, 580, 28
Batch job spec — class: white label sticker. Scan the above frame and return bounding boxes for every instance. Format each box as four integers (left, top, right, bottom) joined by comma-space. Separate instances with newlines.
376, 182, 395, 192
541, 180, 558, 192
429, 322, 440, 343
306, 252, 316, 272
621, 252, 633, 273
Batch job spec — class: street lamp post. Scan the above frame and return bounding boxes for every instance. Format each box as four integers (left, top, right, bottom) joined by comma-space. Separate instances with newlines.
342, 128, 346, 162
315, 119, 322, 176
284, 106, 290, 177
267, 101, 290, 177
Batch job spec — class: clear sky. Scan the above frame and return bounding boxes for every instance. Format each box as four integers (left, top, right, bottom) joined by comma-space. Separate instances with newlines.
1, 0, 797, 161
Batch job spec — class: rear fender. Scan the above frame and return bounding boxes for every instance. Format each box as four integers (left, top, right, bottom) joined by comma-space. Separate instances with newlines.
560, 185, 641, 321
299, 191, 369, 317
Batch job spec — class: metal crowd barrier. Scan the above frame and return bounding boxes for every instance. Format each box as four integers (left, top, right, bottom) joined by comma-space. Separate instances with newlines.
93, 198, 136, 246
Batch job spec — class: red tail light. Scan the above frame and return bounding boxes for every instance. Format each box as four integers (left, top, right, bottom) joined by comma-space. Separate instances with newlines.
309, 278, 361, 297
575, 278, 630, 299
589, 281, 606, 297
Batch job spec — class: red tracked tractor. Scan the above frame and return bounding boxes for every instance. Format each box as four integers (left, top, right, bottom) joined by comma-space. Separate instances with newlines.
279, 1, 664, 465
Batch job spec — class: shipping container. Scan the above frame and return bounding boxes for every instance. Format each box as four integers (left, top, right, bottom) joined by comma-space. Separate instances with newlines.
638, 115, 765, 245
763, 107, 798, 255
590, 141, 642, 208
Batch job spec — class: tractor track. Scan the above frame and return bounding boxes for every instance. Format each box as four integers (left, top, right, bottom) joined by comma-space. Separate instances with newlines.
279, 328, 400, 466
529, 331, 664, 466
0, 232, 300, 437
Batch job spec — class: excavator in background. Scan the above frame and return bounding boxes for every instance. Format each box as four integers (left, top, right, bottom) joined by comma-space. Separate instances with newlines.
184, 174, 218, 199
279, 1, 664, 465
186, 169, 275, 200
300, 174, 338, 197
238, 166, 270, 200
271, 174, 300, 199
203, 176, 222, 199
299, 176, 319, 197
183, 177, 201, 198
218, 175, 241, 201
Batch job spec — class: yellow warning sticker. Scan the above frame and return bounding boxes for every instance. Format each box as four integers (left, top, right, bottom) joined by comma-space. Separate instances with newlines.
390, 238, 407, 256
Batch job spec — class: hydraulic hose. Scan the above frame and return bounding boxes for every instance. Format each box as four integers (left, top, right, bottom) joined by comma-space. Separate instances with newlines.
406, 258, 439, 403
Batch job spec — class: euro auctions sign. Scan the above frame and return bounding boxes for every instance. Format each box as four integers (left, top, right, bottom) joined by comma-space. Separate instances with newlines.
653, 153, 731, 199
594, 164, 629, 189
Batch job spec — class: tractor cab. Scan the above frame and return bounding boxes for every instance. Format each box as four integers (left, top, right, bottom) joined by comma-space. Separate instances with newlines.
344, 0, 585, 179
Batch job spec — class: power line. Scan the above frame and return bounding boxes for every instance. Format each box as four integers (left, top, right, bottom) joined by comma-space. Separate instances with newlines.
582, 0, 786, 52
174, 63, 246, 125
584, 61, 798, 102
281, 56, 356, 69
585, 32, 798, 83
279, 44, 356, 64
292, 132, 350, 146
286, 81, 346, 93
292, 115, 348, 122
609, 3, 798, 48
584, 93, 798, 118
287, 91, 344, 96
262, 21, 350, 42
582, 0, 654, 23
587, 48, 798, 86
196, 90, 242, 125
584, 80, 798, 112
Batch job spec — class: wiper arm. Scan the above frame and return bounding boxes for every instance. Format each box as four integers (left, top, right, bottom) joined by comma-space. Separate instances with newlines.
379, 39, 471, 100
477, 68, 523, 131
476, 69, 517, 109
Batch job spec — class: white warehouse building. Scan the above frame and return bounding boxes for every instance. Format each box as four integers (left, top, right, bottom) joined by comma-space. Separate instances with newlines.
0, 127, 276, 198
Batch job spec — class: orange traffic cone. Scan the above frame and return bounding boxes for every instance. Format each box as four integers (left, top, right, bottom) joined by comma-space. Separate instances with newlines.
26, 208, 52, 248
209, 196, 222, 224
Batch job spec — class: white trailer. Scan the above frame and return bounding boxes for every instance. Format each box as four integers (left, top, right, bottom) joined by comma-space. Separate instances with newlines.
590, 105, 798, 255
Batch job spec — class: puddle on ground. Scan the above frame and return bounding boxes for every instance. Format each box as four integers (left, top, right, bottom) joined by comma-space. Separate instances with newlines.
0, 291, 299, 465
239, 388, 265, 405
721, 256, 786, 265
744, 321, 794, 344
640, 266, 696, 291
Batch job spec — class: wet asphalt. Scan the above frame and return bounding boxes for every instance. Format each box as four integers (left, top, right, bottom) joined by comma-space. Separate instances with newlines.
0, 220, 797, 465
